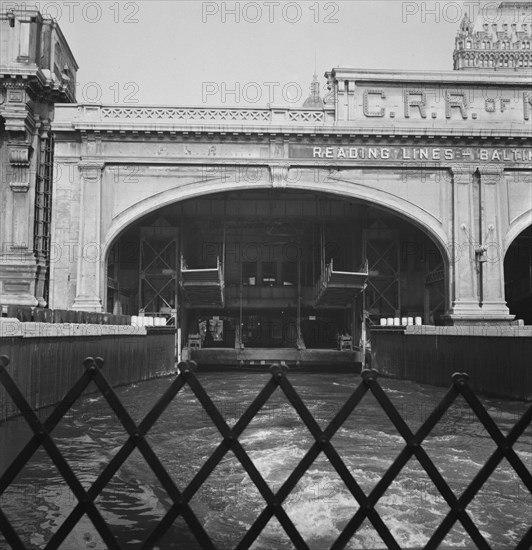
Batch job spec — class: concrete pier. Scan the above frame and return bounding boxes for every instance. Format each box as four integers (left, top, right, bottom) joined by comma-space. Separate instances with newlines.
0, 319, 176, 422
372, 325, 532, 401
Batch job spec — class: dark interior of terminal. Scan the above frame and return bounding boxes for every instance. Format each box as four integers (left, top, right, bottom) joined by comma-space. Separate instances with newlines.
107, 190, 449, 354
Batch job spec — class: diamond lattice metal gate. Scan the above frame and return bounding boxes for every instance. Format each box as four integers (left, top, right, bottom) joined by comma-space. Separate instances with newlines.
0, 355, 531, 549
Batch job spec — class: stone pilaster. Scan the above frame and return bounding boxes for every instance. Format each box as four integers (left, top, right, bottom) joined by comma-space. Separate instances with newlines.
333, 78, 355, 122
47, 157, 78, 310
72, 162, 104, 312
443, 165, 516, 325
477, 166, 514, 321
0, 86, 39, 307
443, 166, 483, 323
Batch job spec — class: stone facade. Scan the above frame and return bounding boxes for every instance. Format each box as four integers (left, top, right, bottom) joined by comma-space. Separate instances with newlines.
0, 9, 77, 307
50, 69, 531, 324
1, 3, 531, 326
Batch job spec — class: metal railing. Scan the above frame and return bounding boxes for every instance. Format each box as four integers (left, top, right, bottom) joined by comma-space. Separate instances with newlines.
0, 355, 531, 549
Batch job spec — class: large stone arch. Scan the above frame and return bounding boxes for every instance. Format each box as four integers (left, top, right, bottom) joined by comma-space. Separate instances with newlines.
98, 173, 452, 319
100, 177, 451, 292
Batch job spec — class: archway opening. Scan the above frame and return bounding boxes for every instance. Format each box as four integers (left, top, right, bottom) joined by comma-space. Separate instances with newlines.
504, 225, 532, 325
106, 189, 446, 363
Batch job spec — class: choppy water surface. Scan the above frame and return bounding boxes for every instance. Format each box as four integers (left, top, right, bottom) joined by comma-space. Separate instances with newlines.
0, 372, 531, 549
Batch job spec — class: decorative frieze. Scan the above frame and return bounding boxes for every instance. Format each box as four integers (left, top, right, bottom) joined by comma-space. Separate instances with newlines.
101, 107, 272, 122
288, 111, 325, 123
81, 106, 333, 126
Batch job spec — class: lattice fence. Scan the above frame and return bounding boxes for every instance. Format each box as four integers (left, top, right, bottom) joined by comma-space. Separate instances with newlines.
0, 355, 531, 549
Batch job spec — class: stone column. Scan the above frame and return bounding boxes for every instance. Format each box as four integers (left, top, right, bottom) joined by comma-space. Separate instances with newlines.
72, 162, 104, 312
444, 166, 483, 323
477, 166, 514, 321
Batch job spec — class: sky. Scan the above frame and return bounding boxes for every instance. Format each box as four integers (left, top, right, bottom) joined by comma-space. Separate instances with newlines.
31, 0, 501, 106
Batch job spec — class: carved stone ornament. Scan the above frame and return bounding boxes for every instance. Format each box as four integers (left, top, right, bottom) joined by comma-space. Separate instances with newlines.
7, 145, 32, 193
9, 181, 30, 193
6, 89, 24, 103
78, 162, 105, 182
269, 165, 289, 188
8, 147, 31, 166
478, 165, 503, 184
449, 165, 472, 185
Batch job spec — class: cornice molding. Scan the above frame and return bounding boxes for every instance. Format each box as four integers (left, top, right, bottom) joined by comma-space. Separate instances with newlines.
52, 124, 532, 144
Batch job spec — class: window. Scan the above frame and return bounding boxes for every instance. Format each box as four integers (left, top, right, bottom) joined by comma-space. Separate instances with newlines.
242, 262, 257, 285
261, 262, 277, 286
282, 261, 298, 286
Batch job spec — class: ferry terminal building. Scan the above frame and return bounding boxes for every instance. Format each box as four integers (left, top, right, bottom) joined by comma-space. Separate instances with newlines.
1, 3, 531, 368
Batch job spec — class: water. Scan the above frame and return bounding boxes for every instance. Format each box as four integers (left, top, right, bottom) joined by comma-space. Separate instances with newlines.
0, 372, 531, 549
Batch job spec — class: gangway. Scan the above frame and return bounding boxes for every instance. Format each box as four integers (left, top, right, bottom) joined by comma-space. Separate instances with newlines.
180, 255, 225, 307
315, 259, 368, 307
